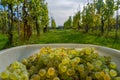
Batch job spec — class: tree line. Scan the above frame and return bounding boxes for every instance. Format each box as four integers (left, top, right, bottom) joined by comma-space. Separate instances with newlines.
64, 0, 120, 39
0, 0, 56, 47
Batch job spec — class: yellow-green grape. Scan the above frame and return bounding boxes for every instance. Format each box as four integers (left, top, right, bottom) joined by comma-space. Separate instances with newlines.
95, 60, 102, 66
71, 49, 76, 54
49, 53, 54, 58
62, 57, 70, 65
100, 71, 107, 78
36, 53, 41, 59
40, 47, 47, 54
87, 62, 94, 70
92, 52, 99, 59
110, 69, 117, 77
60, 66, 67, 73
29, 55, 36, 62
43, 59, 48, 65
80, 71, 87, 78
95, 72, 101, 79
77, 64, 84, 72
74, 57, 80, 63
14, 69, 21, 75
59, 63, 63, 69
67, 69, 74, 76
104, 68, 109, 73
29, 66, 36, 75
9, 73, 18, 80
53, 77, 60, 80
100, 71, 110, 80
71, 59, 77, 66
11, 61, 20, 69
94, 66, 101, 71
47, 67, 55, 76
46, 73, 51, 78
39, 69, 46, 77
22, 59, 28, 65
86, 76, 92, 80
47, 47, 52, 53
115, 77, 120, 80
21, 74, 29, 80
0, 70, 9, 79
103, 73, 110, 80
61, 52, 67, 57
91, 48, 95, 53
54, 60, 59, 67
110, 62, 117, 69
31, 74, 40, 80
84, 47, 92, 55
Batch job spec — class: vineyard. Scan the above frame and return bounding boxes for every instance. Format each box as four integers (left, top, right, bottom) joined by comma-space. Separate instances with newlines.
0, 0, 120, 50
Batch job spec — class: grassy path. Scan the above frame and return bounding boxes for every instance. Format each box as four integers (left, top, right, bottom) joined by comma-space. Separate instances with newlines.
0, 29, 120, 50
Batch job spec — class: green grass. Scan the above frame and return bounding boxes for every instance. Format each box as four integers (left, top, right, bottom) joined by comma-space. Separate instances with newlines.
1, 29, 120, 50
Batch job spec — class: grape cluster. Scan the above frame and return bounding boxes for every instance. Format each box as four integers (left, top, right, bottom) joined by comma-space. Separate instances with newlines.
0, 47, 120, 80
0, 61, 29, 80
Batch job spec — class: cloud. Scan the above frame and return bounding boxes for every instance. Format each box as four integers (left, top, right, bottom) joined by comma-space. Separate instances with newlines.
46, 0, 86, 26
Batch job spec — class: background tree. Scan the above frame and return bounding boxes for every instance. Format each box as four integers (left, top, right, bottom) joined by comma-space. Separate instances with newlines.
51, 17, 56, 29
95, 0, 106, 34
73, 11, 81, 30
105, 0, 115, 33
1, 0, 22, 46
64, 16, 72, 29
41, 2, 49, 33
0, 0, 50, 47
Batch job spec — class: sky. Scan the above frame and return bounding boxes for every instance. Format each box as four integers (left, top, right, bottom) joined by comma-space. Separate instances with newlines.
46, 0, 88, 26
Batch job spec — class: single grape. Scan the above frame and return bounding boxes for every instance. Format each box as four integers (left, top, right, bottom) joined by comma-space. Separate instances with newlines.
91, 48, 95, 53
95, 60, 102, 66
87, 62, 94, 70
104, 68, 109, 73
9, 73, 18, 80
80, 71, 87, 78
31, 74, 40, 80
100, 71, 105, 77
11, 61, 20, 69
39, 69, 46, 77
103, 73, 110, 80
110, 69, 117, 77
95, 72, 101, 79
110, 62, 117, 69
21, 73, 29, 80
84, 47, 92, 55
59, 63, 63, 69
77, 64, 84, 72
46, 73, 51, 78
47, 67, 55, 76
53, 77, 60, 80
60, 66, 67, 73
74, 57, 81, 63
86, 76, 92, 80
66, 69, 74, 76
14, 69, 21, 75
71, 59, 77, 66
29, 66, 36, 75
71, 49, 76, 54
0, 70, 9, 79
22, 59, 28, 65
62, 57, 70, 65
49, 53, 54, 58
